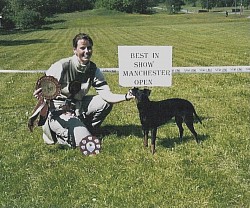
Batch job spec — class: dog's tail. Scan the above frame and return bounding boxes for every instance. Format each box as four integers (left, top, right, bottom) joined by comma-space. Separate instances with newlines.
193, 109, 202, 124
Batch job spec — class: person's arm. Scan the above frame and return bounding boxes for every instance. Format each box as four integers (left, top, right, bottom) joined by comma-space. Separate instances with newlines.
46, 62, 63, 80
93, 69, 134, 103
97, 85, 132, 103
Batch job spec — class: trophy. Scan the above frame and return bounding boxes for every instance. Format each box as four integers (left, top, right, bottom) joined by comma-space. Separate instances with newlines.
36, 75, 61, 100
79, 136, 101, 156
28, 75, 61, 132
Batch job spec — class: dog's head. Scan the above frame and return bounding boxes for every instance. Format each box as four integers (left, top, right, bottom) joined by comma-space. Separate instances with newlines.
131, 88, 151, 103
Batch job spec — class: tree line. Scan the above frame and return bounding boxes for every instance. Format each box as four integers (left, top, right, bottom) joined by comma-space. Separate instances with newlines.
0, 0, 95, 29
0, 0, 249, 29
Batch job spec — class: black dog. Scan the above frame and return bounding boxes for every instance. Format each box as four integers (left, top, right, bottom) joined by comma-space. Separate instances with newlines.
131, 88, 202, 154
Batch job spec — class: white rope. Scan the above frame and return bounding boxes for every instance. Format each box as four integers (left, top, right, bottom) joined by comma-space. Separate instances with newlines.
0, 66, 249, 74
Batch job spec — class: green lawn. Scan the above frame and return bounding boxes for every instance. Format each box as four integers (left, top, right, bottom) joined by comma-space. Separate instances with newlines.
0, 9, 249, 207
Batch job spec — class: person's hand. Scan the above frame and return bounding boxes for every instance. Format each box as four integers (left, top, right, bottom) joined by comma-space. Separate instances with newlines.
125, 89, 135, 101
33, 87, 42, 99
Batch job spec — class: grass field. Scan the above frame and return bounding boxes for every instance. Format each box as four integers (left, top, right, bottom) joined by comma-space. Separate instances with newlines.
0, 9, 249, 207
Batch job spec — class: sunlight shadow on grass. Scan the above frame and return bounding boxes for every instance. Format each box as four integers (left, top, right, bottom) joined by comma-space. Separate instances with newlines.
0, 39, 48, 46
103, 124, 142, 138
158, 134, 209, 149
45, 19, 66, 25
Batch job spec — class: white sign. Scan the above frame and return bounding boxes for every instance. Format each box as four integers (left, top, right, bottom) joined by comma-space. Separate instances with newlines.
118, 46, 172, 87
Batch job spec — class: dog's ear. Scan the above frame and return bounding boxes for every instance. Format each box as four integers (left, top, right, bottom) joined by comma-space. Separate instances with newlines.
131, 87, 138, 95
144, 89, 151, 96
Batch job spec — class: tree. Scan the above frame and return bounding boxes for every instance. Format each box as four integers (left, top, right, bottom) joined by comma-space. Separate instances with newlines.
165, 0, 185, 13
0, 0, 95, 29
185, 0, 197, 6
0, 0, 7, 12
16, 8, 43, 29
241, 0, 250, 9
94, 0, 158, 14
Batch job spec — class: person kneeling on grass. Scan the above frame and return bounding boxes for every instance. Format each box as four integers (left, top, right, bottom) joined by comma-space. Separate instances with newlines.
30, 33, 134, 148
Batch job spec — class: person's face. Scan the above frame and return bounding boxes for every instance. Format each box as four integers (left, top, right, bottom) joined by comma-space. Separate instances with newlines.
73, 39, 93, 64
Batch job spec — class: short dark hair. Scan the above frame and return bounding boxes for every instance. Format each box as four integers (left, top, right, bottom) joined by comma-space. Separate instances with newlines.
73, 33, 93, 48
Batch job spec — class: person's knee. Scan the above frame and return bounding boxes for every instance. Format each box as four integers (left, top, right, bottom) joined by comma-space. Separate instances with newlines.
91, 95, 113, 114
73, 126, 91, 146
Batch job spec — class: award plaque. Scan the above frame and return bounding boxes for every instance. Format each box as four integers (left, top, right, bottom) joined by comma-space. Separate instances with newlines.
36, 75, 61, 99
79, 136, 101, 156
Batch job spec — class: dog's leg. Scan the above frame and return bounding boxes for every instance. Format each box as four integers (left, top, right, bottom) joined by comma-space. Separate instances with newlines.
151, 128, 157, 154
175, 116, 184, 142
143, 129, 149, 147
185, 118, 199, 143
